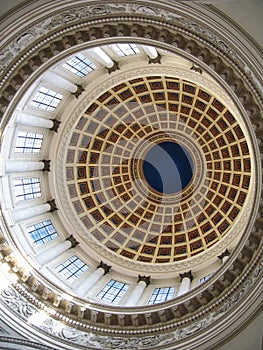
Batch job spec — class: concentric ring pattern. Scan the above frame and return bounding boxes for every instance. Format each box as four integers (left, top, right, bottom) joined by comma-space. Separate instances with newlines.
65, 76, 251, 263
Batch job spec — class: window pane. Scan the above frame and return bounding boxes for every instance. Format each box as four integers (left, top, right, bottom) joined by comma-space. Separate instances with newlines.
148, 287, 175, 305
110, 44, 140, 57
27, 220, 58, 245
15, 131, 44, 153
63, 54, 96, 78
199, 274, 212, 285
55, 256, 89, 283
97, 279, 129, 304
14, 177, 41, 200
31, 87, 63, 112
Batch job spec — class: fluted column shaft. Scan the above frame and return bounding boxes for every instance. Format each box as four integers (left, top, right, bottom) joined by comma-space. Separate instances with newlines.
222, 255, 229, 263
125, 281, 146, 306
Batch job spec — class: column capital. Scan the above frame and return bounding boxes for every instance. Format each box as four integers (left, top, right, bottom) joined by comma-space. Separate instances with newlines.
97, 261, 111, 275
66, 234, 79, 248
217, 249, 230, 261
72, 85, 85, 98
50, 119, 61, 132
47, 199, 58, 212
107, 61, 120, 74
137, 275, 151, 287
179, 271, 193, 282
148, 52, 162, 64
190, 64, 202, 74
41, 160, 51, 172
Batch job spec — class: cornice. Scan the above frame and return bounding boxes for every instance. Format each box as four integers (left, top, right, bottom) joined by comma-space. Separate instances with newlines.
0, 253, 261, 349
0, 336, 54, 350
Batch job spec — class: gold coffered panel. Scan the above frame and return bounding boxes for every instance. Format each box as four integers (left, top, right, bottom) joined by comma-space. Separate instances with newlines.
65, 76, 251, 263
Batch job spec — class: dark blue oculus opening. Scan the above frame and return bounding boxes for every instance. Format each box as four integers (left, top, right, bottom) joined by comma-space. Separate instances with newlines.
142, 142, 193, 194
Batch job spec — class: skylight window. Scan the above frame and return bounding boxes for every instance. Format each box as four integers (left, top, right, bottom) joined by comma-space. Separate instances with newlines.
55, 255, 89, 283
63, 54, 96, 78
31, 87, 63, 112
14, 177, 41, 201
15, 131, 43, 153
27, 220, 58, 245
148, 287, 175, 305
199, 274, 213, 285
96, 279, 129, 304
110, 44, 140, 57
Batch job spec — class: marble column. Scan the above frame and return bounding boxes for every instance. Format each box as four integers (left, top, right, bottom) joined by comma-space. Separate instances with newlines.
45, 72, 78, 93
74, 261, 111, 297
177, 271, 193, 296
36, 234, 79, 265
4, 160, 50, 173
142, 45, 158, 59
90, 47, 114, 68
12, 200, 57, 222
16, 113, 60, 132
125, 275, 151, 306
16, 113, 54, 129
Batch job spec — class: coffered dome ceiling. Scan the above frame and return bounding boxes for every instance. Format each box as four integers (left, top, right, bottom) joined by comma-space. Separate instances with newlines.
0, 1, 262, 350
62, 76, 251, 264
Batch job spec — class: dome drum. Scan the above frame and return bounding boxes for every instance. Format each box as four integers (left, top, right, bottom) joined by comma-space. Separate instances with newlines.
0, 2, 262, 349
